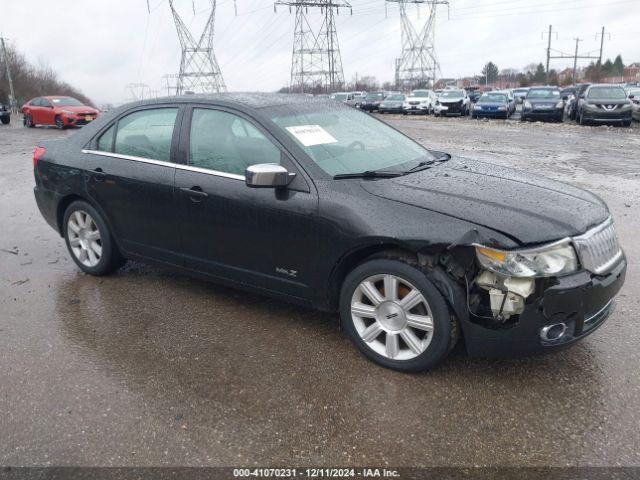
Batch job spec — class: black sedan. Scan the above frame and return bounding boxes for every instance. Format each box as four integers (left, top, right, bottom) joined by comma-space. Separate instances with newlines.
0, 103, 10, 124
378, 93, 405, 114
359, 91, 386, 112
32, 94, 626, 372
471, 92, 511, 119
521, 87, 565, 122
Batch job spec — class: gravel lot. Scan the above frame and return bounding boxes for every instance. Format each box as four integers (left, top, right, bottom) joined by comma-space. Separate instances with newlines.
1, 113, 639, 468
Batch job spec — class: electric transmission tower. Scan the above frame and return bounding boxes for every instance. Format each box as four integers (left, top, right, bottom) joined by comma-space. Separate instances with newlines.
168, 0, 227, 94
387, 0, 448, 90
275, 0, 351, 94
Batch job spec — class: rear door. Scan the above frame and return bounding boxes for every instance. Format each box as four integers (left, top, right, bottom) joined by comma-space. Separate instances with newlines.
174, 105, 319, 299
82, 106, 183, 265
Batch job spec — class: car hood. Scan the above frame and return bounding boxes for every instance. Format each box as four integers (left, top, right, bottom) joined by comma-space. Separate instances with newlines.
360, 157, 609, 245
528, 98, 560, 105
476, 102, 506, 107
586, 99, 629, 105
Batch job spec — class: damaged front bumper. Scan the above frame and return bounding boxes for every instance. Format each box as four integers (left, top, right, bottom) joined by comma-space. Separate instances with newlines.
462, 258, 626, 357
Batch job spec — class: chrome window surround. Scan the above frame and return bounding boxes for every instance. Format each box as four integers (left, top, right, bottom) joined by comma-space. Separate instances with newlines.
81, 149, 245, 181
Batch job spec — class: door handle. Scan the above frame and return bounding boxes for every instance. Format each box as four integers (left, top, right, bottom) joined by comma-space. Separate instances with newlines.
92, 167, 106, 182
180, 186, 209, 201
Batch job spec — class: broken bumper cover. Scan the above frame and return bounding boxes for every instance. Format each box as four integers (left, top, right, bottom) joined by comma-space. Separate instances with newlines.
463, 258, 626, 357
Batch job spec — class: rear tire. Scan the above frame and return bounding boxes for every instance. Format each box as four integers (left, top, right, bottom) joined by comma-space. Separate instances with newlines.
340, 258, 458, 372
63, 200, 125, 276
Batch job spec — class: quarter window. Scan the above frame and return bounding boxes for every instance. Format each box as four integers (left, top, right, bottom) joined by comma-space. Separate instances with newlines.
97, 125, 115, 152
189, 108, 281, 176
114, 108, 178, 161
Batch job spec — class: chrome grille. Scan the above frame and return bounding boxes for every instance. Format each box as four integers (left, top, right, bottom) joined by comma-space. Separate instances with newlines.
572, 218, 623, 274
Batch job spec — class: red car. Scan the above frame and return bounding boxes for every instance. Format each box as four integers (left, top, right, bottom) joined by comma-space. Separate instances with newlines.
22, 96, 99, 129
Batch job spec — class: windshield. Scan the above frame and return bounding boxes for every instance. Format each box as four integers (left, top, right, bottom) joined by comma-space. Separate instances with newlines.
272, 108, 435, 176
50, 97, 84, 107
331, 94, 348, 101
587, 87, 627, 100
386, 95, 405, 101
479, 93, 507, 103
365, 93, 385, 100
514, 89, 528, 94
410, 90, 430, 98
527, 89, 560, 99
440, 91, 463, 99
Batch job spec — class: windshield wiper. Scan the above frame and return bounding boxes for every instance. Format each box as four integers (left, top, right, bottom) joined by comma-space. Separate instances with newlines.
405, 152, 451, 173
333, 170, 404, 179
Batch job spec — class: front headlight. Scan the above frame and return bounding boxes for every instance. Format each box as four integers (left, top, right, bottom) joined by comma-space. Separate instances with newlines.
474, 104, 482, 110
524, 101, 532, 109
498, 106, 506, 111
555, 101, 564, 108
475, 242, 578, 277
621, 103, 632, 110
61, 110, 75, 115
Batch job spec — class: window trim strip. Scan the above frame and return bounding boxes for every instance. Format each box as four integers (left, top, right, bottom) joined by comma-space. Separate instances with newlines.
81, 149, 246, 181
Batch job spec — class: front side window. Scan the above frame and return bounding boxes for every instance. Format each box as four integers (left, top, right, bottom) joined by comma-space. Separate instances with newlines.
272, 107, 434, 176
114, 108, 178, 161
51, 97, 84, 107
189, 109, 281, 176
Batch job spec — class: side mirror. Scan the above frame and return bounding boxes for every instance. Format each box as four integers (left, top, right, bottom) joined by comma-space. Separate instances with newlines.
562, 95, 569, 101
245, 163, 294, 188
630, 95, 635, 99
579, 94, 585, 99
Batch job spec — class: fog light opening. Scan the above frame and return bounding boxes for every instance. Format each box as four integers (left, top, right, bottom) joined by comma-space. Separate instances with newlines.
540, 323, 567, 342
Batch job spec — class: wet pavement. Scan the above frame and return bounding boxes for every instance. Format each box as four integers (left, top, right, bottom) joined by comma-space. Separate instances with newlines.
1, 116, 639, 467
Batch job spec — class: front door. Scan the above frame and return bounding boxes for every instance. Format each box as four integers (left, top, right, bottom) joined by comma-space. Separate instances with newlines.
83, 106, 183, 265
175, 106, 318, 300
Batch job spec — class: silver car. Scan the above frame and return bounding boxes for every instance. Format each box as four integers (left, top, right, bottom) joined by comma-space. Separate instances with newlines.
627, 88, 640, 121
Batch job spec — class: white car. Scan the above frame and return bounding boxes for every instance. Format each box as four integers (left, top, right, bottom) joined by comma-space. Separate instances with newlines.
402, 89, 437, 115
434, 89, 471, 117
626, 88, 640, 121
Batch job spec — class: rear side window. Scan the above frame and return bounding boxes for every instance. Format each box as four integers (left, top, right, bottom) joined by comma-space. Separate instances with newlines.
114, 108, 178, 161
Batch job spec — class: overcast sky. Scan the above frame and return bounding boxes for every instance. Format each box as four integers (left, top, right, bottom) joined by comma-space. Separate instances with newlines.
2, 0, 639, 105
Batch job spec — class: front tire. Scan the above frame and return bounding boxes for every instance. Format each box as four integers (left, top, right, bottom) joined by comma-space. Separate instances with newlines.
24, 114, 34, 128
340, 258, 457, 372
55, 116, 66, 130
63, 200, 124, 276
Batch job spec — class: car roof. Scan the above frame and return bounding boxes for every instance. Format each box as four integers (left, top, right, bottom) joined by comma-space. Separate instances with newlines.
118, 92, 343, 111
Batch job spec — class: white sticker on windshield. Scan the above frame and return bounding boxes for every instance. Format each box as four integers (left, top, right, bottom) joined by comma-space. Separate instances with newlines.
286, 125, 337, 147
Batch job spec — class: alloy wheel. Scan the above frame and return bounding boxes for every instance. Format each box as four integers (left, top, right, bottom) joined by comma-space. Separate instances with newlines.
350, 274, 434, 361
67, 210, 102, 267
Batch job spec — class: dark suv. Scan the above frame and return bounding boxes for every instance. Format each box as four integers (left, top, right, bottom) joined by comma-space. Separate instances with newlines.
0, 103, 10, 125
576, 84, 633, 126
32, 94, 626, 372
